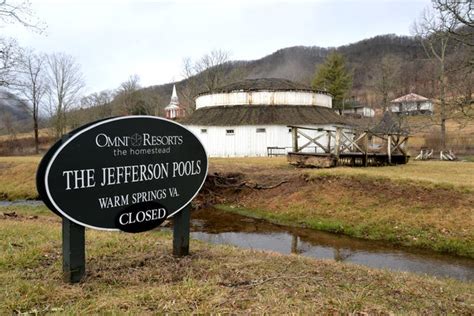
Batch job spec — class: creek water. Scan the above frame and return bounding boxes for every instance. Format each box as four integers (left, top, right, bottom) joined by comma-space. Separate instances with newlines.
2, 200, 472, 281
190, 208, 474, 281
0, 200, 43, 206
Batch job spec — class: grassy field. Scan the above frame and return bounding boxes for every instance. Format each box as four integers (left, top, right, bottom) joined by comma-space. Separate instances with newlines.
0, 204, 472, 314
3, 156, 471, 201
406, 113, 474, 154
0, 156, 41, 200
1, 156, 474, 256
211, 157, 474, 190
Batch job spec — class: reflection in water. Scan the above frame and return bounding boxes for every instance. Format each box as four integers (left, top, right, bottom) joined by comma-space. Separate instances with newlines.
291, 235, 299, 254
191, 208, 474, 281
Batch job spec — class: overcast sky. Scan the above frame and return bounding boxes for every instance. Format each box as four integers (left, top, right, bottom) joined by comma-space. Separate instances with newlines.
3, 0, 430, 95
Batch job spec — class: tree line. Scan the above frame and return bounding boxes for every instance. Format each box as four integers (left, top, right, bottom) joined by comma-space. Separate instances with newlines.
311, 0, 472, 150
1, 40, 163, 153
1, 0, 472, 154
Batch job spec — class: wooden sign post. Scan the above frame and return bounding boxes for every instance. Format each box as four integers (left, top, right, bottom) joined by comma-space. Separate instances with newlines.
62, 218, 85, 283
172, 204, 191, 257
37, 116, 208, 283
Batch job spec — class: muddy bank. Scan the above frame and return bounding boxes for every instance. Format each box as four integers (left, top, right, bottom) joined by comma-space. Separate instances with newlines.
195, 170, 474, 258
196, 170, 472, 212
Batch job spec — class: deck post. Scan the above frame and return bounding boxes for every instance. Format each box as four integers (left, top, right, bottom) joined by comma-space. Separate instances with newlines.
387, 135, 392, 164
402, 137, 408, 163
364, 132, 369, 167
327, 131, 332, 153
334, 127, 341, 159
292, 127, 298, 152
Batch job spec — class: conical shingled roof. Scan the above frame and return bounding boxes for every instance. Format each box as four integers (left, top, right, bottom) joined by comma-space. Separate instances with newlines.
182, 105, 349, 126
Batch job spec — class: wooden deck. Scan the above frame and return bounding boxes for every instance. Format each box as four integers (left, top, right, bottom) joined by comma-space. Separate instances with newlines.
288, 152, 410, 168
286, 124, 410, 168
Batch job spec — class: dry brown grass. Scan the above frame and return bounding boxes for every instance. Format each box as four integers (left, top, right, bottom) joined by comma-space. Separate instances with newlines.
0, 205, 472, 314
406, 115, 474, 153
0, 128, 51, 141
0, 156, 40, 200
211, 157, 474, 189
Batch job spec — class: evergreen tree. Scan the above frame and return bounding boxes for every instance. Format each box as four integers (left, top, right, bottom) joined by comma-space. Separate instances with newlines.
312, 51, 352, 113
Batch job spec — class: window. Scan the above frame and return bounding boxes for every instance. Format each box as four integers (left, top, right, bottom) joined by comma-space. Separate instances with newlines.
200, 129, 207, 134
226, 129, 234, 135
256, 128, 266, 133
288, 128, 292, 133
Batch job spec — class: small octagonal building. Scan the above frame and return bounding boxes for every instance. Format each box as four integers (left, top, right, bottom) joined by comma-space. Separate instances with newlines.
183, 78, 350, 157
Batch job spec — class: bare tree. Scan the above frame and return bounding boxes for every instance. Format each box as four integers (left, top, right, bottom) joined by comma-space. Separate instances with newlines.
181, 49, 245, 111
13, 48, 47, 153
433, 0, 473, 47
371, 55, 402, 111
81, 89, 113, 118
447, 47, 473, 121
118, 74, 140, 93
0, 0, 45, 87
179, 57, 199, 110
412, 7, 457, 150
114, 74, 143, 114
0, 110, 17, 152
0, 37, 20, 87
46, 52, 84, 138
0, 0, 44, 30
194, 49, 231, 92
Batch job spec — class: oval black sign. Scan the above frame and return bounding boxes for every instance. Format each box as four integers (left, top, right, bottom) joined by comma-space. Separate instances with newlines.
36, 116, 208, 231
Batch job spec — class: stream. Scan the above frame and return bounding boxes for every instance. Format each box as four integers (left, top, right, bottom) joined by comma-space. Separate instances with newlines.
2, 200, 472, 281
190, 208, 474, 281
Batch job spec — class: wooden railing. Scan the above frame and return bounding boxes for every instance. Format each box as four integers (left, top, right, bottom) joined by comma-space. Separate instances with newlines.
288, 125, 409, 166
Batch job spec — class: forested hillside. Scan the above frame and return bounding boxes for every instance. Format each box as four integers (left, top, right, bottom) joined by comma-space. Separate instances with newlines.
0, 90, 31, 133
142, 34, 442, 114
2, 33, 470, 134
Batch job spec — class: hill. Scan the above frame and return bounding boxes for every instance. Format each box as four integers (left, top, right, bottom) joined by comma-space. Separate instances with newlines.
3, 33, 471, 155
1, 34, 431, 126
0, 90, 30, 134
143, 34, 426, 114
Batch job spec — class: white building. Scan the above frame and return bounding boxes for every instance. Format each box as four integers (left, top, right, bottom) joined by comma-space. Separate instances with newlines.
389, 93, 433, 115
183, 78, 351, 157
164, 85, 186, 120
341, 105, 375, 118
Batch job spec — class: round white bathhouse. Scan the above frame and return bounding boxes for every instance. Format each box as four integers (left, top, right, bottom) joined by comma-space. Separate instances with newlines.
183, 78, 350, 157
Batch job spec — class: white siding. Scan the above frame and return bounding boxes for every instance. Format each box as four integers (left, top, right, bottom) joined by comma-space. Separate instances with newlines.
195, 91, 332, 109
362, 107, 375, 117
186, 124, 341, 157
390, 101, 433, 113
341, 107, 375, 117
419, 101, 433, 111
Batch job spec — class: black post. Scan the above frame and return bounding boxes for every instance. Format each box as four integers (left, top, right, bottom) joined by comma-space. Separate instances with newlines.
62, 218, 85, 283
173, 204, 190, 257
